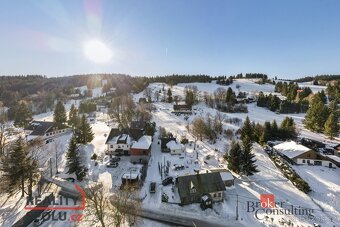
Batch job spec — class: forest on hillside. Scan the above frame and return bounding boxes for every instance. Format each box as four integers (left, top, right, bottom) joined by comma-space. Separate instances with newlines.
0, 74, 148, 114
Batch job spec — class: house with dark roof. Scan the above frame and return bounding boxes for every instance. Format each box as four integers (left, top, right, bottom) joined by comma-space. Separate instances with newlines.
25, 121, 71, 141
105, 126, 145, 155
105, 131, 132, 156
172, 104, 192, 114
176, 172, 225, 206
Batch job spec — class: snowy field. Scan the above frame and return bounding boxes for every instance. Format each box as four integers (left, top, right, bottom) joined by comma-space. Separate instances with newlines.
293, 165, 340, 220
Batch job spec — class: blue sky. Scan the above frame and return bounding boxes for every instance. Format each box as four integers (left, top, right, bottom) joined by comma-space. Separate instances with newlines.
0, 0, 339, 78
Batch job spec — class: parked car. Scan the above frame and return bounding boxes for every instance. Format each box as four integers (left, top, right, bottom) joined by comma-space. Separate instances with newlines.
162, 177, 173, 186
173, 164, 185, 171
103, 155, 110, 164
45, 139, 54, 144
110, 156, 121, 162
106, 162, 118, 168
149, 182, 156, 193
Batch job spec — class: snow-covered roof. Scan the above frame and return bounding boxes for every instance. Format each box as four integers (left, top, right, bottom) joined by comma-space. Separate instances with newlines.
273, 141, 311, 159
166, 140, 183, 150
121, 167, 142, 180
107, 134, 131, 145
107, 135, 120, 145
122, 172, 139, 180
324, 155, 340, 163
131, 135, 152, 150
119, 134, 128, 141
220, 171, 234, 181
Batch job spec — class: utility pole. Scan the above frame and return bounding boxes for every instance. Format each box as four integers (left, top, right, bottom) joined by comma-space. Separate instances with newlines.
55, 149, 58, 174
236, 194, 239, 220
50, 158, 53, 178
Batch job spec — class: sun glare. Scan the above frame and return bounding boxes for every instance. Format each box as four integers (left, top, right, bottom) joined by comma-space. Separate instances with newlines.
83, 39, 112, 64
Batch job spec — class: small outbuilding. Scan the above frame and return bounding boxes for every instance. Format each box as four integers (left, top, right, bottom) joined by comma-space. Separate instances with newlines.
166, 140, 184, 155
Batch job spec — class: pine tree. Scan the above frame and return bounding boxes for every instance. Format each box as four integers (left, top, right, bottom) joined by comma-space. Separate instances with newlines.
66, 135, 88, 181
226, 141, 242, 173
14, 102, 32, 128
253, 123, 263, 142
68, 104, 79, 128
304, 95, 329, 132
240, 135, 258, 176
325, 113, 339, 139
66, 135, 80, 175
269, 95, 280, 111
271, 120, 279, 138
329, 100, 339, 117
240, 116, 253, 141
280, 117, 296, 139
54, 101, 67, 129
4, 137, 30, 197
226, 87, 233, 103
76, 115, 94, 144
259, 132, 266, 145
167, 88, 173, 103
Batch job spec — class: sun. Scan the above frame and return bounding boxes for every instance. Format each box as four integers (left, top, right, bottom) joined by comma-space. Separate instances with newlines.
83, 39, 113, 64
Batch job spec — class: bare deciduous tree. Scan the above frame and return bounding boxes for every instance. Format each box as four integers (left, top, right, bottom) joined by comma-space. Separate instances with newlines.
109, 95, 136, 129
192, 117, 206, 141
84, 183, 111, 227
84, 183, 141, 227
154, 91, 160, 102
214, 111, 224, 135
110, 185, 141, 227
143, 87, 152, 103
0, 102, 8, 158
214, 87, 227, 108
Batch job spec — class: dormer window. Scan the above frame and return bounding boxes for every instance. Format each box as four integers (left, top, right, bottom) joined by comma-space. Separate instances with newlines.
190, 181, 196, 193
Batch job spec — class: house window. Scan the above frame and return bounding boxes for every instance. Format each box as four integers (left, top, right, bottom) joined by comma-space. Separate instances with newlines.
110, 145, 113, 148
314, 161, 322, 166
218, 192, 222, 197
213, 193, 217, 198
190, 188, 196, 194
302, 160, 306, 163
